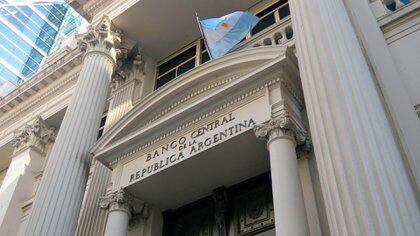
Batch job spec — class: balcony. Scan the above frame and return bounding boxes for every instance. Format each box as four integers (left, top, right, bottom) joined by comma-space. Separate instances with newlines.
151, 0, 293, 89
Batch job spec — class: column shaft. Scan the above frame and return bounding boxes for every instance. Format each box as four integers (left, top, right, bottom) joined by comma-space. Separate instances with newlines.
288, 0, 419, 234
75, 161, 110, 236
100, 189, 149, 236
104, 208, 130, 236
268, 134, 308, 236
24, 16, 117, 236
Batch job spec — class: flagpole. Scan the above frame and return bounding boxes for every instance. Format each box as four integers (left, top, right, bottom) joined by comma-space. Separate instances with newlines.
195, 12, 214, 60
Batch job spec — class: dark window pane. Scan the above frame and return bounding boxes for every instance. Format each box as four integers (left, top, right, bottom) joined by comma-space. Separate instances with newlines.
100, 116, 107, 127
156, 70, 176, 89
279, 5, 290, 19
177, 59, 195, 76
252, 13, 275, 35
201, 39, 206, 52
97, 129, 104, 140
158, 46, 196, 76
256, 0, 288, 17
202, 51, 210, 64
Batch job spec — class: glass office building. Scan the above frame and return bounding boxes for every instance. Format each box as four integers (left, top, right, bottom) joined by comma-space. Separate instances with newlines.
0, 0, 84, 97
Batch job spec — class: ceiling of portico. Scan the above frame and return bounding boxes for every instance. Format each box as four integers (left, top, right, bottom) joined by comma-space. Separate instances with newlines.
112, 0, 259, 61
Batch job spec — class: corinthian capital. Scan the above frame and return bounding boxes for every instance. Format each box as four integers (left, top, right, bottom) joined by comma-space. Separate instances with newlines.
11, 116, 56, 155
77, 15, 122, 60
254, 105, 311, 155
254, 106, 293, 140
100, 189, 149, 219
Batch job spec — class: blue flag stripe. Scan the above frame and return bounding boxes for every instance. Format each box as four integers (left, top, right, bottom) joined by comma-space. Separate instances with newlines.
200, 12, 259, 59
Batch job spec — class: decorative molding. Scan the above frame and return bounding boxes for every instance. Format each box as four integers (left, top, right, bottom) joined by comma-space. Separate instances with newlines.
141, 74, 241, 129
85, 0, 112, 19
0, 49, 82, 117
236, 184, 274, 235
111, 46, 145, 91
0, 72, 79, 133
254, 105, 310, 155
99, 189, 149, 219
109, 80, 268, 167
11, 116, 56, 155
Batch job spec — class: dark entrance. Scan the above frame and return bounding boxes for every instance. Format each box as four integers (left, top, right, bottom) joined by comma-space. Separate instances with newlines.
163, 173, 275, 236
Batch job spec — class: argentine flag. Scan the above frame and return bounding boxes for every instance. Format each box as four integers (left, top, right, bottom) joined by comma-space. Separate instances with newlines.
198, 11, 259, 59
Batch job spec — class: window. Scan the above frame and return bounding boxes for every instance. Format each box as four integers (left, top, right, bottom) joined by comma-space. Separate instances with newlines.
156, 45, 197, 89
251, 0, 289, 36
97, 114, 107, 140
155, 39, 215, 89
200, 40, 210, 64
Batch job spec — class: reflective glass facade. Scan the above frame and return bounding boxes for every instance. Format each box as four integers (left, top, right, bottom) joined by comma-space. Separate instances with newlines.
0, 0, 84, 97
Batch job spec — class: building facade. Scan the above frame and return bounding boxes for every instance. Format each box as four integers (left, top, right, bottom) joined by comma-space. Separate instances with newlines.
0, 0, 83, 97
0, 0, 419, 235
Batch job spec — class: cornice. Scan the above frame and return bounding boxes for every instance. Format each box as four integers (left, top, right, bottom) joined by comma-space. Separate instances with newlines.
84, 0, 112, 20
0, 49, 83, 115
0, 72, 80, 133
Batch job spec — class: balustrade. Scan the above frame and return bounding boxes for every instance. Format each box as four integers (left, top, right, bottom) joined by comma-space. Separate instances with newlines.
370, 0, 412, 18
234, 17, 294, 51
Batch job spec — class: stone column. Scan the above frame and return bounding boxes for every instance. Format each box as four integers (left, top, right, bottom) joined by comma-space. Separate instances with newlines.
100, 189, 149, 236
23, 16, 121, 236
346, 0, 420, 192
254, 107, 309, 236
288, 0, 420, 234
0, 117, 55, 235
75, 48, 144, 236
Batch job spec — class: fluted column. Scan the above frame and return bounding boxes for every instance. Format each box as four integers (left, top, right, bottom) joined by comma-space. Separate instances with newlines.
0, 117, 55, 235
288, 0, 420, 235
75, 49, 144, 236
254, 107, 309, 236
100, 189, 149, 236
23, 16, 120, 236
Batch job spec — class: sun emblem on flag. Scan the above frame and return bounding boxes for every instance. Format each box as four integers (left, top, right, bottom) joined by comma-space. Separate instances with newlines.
221, 22, 230, 29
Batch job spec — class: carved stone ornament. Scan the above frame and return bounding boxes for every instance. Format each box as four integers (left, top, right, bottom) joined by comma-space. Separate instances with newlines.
213, 187, 228, 236
10, 116, 56, 155
254, 106, 293, 141
111, 45, 145, 90
99, 189, 149, 219
77, 15, 122, 60
254, 106, 311, 156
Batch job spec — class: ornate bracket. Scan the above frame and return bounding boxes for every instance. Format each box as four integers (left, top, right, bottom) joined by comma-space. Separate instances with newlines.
11, 116, 56, 155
